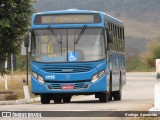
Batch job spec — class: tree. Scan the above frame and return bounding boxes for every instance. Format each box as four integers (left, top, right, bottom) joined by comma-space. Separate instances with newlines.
0, 0, 33, 75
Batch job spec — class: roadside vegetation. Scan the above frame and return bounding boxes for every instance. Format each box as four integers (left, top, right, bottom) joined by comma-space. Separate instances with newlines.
0, 74, 36, 100
0, 0, 34, 100
0, 0, 33, 75
127, 36, 160, 72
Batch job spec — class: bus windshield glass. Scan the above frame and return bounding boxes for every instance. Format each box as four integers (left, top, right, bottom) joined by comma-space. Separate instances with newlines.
31, 28, 105, 62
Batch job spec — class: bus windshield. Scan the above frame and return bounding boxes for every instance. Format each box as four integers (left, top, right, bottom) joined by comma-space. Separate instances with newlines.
31, 28, 105, 62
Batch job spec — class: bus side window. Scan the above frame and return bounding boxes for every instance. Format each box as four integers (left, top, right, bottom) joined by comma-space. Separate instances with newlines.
105, 20, 109, 49
105, 28, 108, 48
122, 27, 124, 40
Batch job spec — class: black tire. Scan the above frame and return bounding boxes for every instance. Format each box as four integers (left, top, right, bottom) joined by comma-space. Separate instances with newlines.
99, 92, 108, 103
63, 97, 71, 103
112, 91, 121, 100
112, 74, 122, 101
40, 94, 50, 104
108, 92, 112, 101
108, 71, 113, 101
54, 98, 62, 104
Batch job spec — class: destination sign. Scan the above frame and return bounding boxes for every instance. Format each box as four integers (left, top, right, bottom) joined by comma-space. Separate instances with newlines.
34, 14, 101, 24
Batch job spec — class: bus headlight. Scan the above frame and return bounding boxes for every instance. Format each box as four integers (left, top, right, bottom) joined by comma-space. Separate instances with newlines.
91, 70, 105, 83
32, 72, 38, 78
38, 75, 44, 84
92, 73, 99, 83
32, 72, 44, 84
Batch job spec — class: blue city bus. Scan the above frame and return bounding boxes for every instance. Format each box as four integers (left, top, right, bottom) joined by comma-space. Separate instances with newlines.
30, 9, 126, 104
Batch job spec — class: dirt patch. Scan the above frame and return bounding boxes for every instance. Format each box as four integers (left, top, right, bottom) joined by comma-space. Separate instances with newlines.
0, 91, 17, 101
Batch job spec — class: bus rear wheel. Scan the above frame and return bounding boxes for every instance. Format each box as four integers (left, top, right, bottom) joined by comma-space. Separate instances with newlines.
40, 94, 50, 104
112, 75, 122, 101
112, 90, 121, 100
99, 92, 108, 103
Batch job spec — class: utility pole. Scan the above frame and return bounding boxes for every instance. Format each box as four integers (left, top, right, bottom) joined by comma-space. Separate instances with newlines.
23, 33, 31, 103
26, 47, 29, 85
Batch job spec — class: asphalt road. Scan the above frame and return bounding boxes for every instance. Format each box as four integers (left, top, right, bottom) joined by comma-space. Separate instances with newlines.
0, 72, 158, 120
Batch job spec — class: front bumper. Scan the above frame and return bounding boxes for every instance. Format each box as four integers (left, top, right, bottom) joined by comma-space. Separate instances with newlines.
31, 75, 107, 94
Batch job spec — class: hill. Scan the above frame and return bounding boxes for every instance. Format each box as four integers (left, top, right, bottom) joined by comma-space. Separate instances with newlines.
32, 0, 160, 53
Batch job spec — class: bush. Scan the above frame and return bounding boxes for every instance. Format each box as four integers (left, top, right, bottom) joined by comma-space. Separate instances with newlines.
145, 37, 160, 68
126, 56, 148, 72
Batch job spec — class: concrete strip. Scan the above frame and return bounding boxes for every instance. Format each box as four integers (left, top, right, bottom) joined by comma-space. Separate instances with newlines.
16, 99, 27, 104
31, 97, 40, 103
0, 100, 16, 105
149, 107, 160, 111
0, 97, 40, 105
149, 107, 160, 116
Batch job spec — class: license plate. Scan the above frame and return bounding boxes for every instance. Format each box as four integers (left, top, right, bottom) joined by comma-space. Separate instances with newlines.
62, 85, 74, 90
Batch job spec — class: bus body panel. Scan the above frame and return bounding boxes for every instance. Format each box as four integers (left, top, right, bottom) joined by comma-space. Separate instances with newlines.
30, 9, 126, 103
31, 59, 108, 94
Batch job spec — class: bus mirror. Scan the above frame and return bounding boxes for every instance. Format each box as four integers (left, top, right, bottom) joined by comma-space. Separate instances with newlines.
24, 33, 30, 48
108, 31, 113, 43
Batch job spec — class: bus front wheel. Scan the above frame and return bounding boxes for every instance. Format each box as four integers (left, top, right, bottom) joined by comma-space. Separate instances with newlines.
63, 97, 71, 103
54, 98, 62, 104
40, 94, 50, 104
99, 92, 108, 103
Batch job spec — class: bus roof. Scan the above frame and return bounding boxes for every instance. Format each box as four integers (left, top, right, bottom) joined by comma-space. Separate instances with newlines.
32, 9, 124, 26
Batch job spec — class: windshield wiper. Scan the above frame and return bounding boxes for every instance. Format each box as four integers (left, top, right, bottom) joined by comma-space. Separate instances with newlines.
48, 25, 62, 44
75, 25, 87, 44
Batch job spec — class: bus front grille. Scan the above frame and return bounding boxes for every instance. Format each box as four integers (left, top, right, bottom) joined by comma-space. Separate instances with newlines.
42, 64, 93, 73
